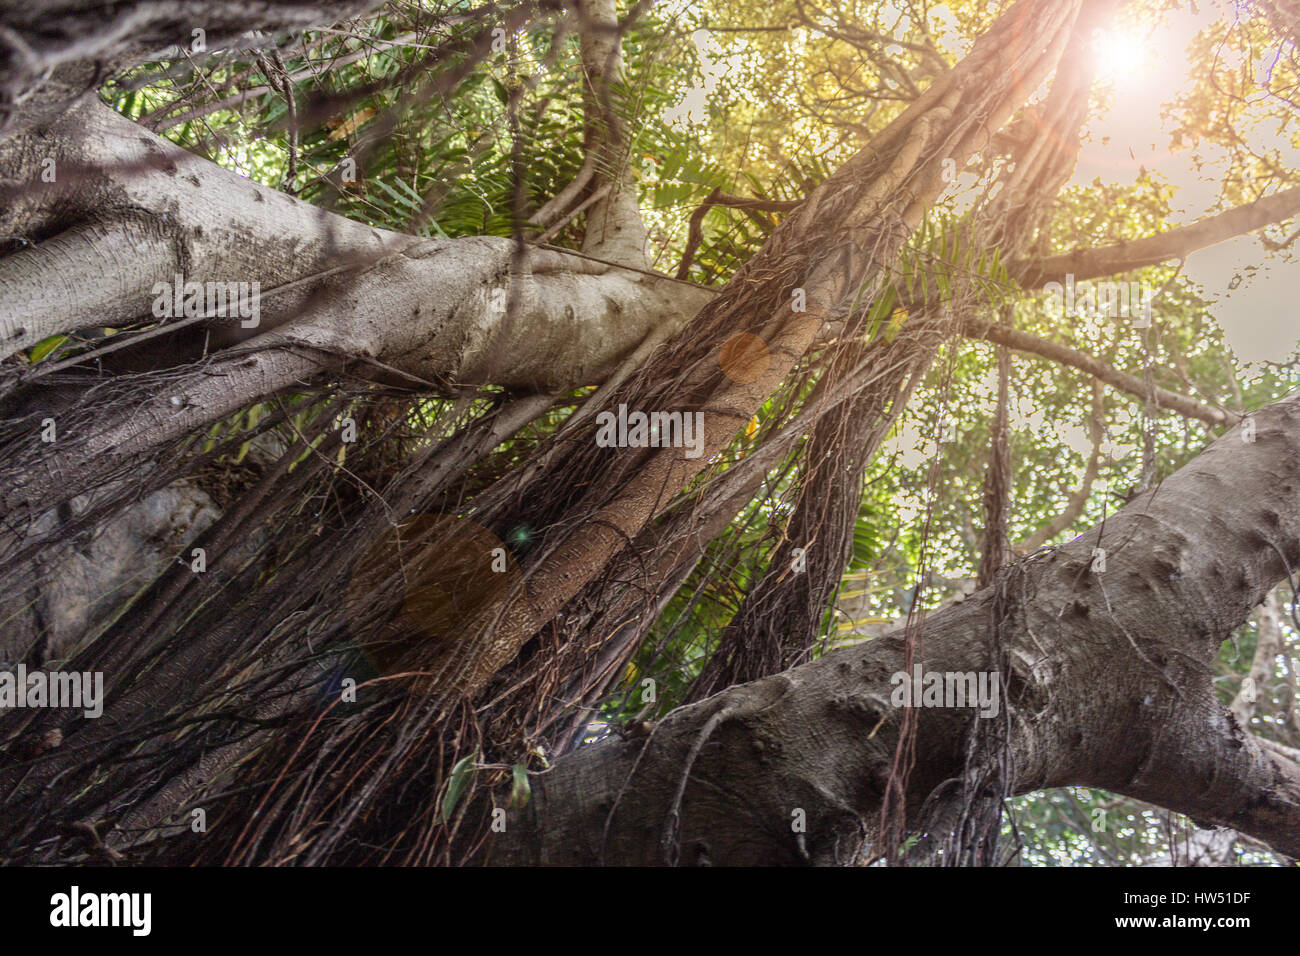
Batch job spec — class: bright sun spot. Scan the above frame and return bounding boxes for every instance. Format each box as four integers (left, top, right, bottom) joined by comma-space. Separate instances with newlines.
1090, 28, 1150, 86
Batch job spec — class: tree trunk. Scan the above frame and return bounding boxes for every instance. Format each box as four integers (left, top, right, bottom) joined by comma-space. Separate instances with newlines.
482, 394, 1300, 864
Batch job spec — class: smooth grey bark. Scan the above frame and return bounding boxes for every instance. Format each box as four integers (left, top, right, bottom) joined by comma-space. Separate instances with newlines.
0, 0, 709, 520
1, 97, 708, 368
481, 393, 1300, 864
575, 0, 649, 269
0, 96, 407, 356
0, 96, 710, 514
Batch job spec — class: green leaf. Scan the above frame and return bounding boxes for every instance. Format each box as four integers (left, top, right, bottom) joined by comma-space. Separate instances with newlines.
372, 177, 422, 213
440, 750, 478, 823
509, 762, 531, 808
29, 335, 67, 363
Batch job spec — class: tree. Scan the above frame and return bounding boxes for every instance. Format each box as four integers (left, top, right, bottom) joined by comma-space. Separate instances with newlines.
0, 0, 1297, 866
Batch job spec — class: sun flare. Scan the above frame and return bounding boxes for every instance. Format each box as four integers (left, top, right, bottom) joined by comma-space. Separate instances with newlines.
1091, 27, 1150, 85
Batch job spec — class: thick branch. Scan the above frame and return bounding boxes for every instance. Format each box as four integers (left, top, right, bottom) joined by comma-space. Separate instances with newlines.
1122, 712, 1300, 857
575, 0, 648, 268
482, 392, 1300, 864
1011, 186, 1300, 286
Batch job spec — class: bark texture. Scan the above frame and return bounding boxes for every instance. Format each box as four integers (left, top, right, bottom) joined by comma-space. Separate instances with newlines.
482, 393, 1300, 864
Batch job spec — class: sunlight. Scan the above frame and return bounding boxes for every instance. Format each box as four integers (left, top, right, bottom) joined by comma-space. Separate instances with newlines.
1090, 26, 1151, 86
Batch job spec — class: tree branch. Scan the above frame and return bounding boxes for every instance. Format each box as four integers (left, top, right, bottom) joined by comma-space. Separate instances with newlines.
0, 0, 383, 139
574, 0, 650, 268
675, 188, 803, 279
484, 393, 1300, 863
1018, 377, 1105, 551
964, 318, 1240, 426
1011, 186, 1300, 286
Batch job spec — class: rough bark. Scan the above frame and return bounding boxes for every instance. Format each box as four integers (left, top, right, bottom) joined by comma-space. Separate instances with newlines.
481, 392, 1300, 864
